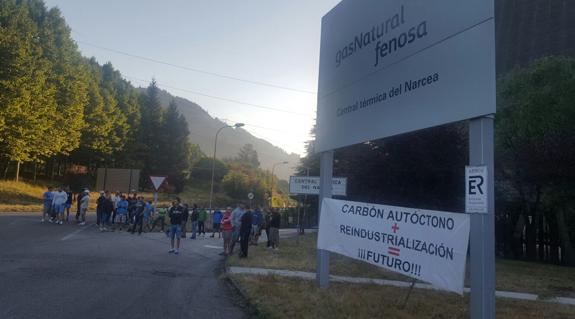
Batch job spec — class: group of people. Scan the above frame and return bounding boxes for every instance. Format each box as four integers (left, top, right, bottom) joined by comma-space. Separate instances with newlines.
42, 186, 282, 258
164, 201, 282, 257
42, 186, 85, 225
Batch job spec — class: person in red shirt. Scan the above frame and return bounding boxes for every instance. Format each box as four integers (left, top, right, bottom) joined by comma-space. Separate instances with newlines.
220, 207, 233, 256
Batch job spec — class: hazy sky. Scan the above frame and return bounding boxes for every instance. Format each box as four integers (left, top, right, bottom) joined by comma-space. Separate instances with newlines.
43, 0, 341, 156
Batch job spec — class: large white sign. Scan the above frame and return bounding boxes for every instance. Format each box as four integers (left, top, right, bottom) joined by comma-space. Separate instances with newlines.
465, 166, 488, 214
289, 176, 347, 196
316, 0, 495, 152
318, 198, 470, 293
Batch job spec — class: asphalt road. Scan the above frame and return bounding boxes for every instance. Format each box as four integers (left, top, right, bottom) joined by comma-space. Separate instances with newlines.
0, 215, 250, 319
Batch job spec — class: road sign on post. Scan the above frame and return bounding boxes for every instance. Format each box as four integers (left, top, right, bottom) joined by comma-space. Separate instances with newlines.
149, 176, 166, 205
316, 0, 495, 317
289, 176, 347, 196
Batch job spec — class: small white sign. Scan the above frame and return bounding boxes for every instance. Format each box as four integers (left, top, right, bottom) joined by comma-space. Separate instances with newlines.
318, 198, 470, 294
149, 176, 166, 191
248, 192, 254, 200
465, 166, 488, 214
289, 176, 347, 196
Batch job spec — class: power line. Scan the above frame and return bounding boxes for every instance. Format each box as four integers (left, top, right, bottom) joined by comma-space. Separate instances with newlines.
124, 75, 313, 117
76, 39, 317, 95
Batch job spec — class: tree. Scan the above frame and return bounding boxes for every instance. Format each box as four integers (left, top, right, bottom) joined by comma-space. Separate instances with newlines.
137, 80, 164, 173
235, 143, 260, 168
0, 0, 55, 180
157, 100, 191, 192
222, 170, 250, 199
497, 56, 575, 265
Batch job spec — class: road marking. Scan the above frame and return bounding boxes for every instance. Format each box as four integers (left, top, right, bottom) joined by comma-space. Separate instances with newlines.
203, 245, 222, 249
61, 224, 93, 241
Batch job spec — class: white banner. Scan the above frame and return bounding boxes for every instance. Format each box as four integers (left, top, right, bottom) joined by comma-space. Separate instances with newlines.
318, 198, 470, 294
289, 176, 347, 196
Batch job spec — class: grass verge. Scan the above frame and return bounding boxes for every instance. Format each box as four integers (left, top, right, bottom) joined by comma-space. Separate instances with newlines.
227, 233, 575, 298
230, 274, 575, 319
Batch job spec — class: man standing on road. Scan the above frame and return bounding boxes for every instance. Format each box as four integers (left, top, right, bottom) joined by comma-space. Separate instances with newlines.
168, 200, 185, 255
42, 186, 54, 223
269, 209, 281, 250
190, 204, 199, 239
229, 204, 245, 255
100, 191, 114, 232
65, 187, 73, 222
115, 195, 129, 229
78, 189, 90, 225
130, 196, 145, 235
239, 207, 253, 258
96, 191, 105, 226
180, 201, 189, 238
211, 208, 223, 238
52, 187, 68, 225
250, 207, 263, 245
220, 207, 233, 255
198, 207, 207, 238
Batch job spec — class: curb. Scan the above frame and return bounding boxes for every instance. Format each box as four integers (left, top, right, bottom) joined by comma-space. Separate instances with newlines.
228, 266, 575, 306
222, 263, 262, 319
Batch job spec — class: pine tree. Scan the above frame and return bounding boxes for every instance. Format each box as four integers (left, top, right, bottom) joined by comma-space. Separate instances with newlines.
158, 100, 191, 191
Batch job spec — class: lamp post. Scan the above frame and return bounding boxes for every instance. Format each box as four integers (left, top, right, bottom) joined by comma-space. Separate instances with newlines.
269, 161, 288, 208
208, 123, 244, 215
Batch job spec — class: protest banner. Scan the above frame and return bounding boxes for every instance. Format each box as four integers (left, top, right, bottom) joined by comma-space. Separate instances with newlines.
318, 198, 470, 294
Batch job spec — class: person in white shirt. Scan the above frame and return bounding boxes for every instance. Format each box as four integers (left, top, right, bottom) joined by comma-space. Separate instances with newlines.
78, 190, 90, 225
52, 187, 68, 225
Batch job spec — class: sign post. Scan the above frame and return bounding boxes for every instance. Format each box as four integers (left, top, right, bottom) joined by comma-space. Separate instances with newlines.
248, 192, 254, 208
149, 176, 166, 205
469, 117, 495, 317
317, 151, 333, 288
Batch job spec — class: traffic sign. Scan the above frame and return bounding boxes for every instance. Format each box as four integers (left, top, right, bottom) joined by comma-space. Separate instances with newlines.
149, 176, 166, 191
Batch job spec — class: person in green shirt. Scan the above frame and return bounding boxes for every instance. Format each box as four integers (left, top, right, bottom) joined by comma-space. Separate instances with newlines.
151, 206, 168, 232
198, 208, 208, 238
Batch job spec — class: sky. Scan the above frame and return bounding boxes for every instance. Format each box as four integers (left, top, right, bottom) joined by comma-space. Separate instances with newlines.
43, 0, 342, 156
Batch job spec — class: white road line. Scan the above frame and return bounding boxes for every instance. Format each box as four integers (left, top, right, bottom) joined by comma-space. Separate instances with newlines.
61, 224, 93, 241
203, 245, 222, 249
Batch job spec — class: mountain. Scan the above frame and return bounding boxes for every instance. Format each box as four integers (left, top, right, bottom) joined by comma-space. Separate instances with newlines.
139, 88, 300, 180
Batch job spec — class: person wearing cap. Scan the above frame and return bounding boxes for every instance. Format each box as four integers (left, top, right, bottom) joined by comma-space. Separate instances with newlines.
78, 190, 90, 225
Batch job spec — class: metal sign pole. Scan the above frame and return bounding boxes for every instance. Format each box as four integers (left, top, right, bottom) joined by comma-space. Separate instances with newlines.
469, 116, 496, 318
317, 150, 333, 288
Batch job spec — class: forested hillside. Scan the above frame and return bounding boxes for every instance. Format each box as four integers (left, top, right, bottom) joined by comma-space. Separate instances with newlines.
0, 0, 297, 198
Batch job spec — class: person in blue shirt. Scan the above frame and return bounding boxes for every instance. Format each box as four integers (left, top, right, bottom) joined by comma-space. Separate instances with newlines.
143, 201, 154, 232
115, 195, 129, 230
42, 186, 54, 223
250, 208, 264, 245
211, 209, 223, 238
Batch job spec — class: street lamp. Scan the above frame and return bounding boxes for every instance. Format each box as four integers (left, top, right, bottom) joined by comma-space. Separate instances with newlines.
269, 161, 288, 208
208, 123, 244, 214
